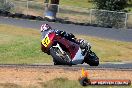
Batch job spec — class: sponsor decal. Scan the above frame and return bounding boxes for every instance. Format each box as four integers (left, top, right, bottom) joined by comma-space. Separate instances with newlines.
78, 68, 131, 86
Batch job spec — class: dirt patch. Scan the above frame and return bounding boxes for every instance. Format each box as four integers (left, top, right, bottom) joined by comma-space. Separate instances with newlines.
0, 67, 131, 87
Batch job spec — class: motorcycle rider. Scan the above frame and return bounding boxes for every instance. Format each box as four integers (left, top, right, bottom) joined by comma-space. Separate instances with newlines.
40, 24, 90, 56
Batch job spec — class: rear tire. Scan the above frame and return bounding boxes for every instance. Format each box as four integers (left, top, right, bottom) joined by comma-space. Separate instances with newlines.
84, 50, 99, 66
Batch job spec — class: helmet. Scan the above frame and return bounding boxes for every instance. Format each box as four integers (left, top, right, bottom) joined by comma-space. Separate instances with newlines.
41, 24, 52, 32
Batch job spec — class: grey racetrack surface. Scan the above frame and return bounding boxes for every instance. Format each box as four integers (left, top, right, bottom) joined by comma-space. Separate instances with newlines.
0, 17, 132, 69
0, 17, 132, 42
0, 63, 132, 70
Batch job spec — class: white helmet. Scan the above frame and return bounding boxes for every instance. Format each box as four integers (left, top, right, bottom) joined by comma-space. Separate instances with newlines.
41, 24, 51, 32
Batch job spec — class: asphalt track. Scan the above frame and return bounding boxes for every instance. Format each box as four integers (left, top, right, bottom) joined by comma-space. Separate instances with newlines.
0, 17, 132, 42
0, 63, 132, 70
0, 17, 132, 69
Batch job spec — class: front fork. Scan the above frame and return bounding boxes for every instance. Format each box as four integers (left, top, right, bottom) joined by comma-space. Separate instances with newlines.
52, 43, 65, 55
52, 43, 72, 65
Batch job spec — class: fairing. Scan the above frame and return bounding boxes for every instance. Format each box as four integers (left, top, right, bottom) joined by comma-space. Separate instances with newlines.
41, 32, 80, 60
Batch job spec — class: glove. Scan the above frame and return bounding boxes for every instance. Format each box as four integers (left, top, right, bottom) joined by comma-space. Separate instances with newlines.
60, 31, 66, 36
54, 30, 64, 35
69, 33, 75, 39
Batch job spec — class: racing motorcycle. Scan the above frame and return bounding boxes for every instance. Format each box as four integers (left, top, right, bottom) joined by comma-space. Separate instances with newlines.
41, 32, 99, 66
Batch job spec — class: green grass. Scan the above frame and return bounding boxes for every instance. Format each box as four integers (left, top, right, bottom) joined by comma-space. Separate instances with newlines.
27, 0, 93, 8
0, 78, 131, 88
0, 83, 22, 88
40, 78, 132, 88
0, 24, 52, 64
0, 24, 132, 64
0, 83, 37, 88
60, 0, 94, 9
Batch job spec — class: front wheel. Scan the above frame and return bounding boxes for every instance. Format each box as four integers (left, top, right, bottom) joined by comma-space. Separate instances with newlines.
50, 47, 71, 65
84, 50, 99, 66
53, 58, 61, 65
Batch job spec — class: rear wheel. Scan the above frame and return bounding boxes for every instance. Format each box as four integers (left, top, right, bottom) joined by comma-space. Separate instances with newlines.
84, 50, 99, 66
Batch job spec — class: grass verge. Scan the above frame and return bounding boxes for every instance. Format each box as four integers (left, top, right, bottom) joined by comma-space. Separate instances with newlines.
40, 78, 132, 88
0, 24, 52, 64
0, 24, 132, 64
0, 83, 22, 88
0, 78, 131, 88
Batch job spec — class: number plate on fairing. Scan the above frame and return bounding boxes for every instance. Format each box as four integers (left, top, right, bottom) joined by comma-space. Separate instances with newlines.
41, 35, 51, 47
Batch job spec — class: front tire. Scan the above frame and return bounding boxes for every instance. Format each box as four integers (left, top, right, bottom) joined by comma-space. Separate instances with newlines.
53, 58, 61, 65
50, 47, 71, 65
